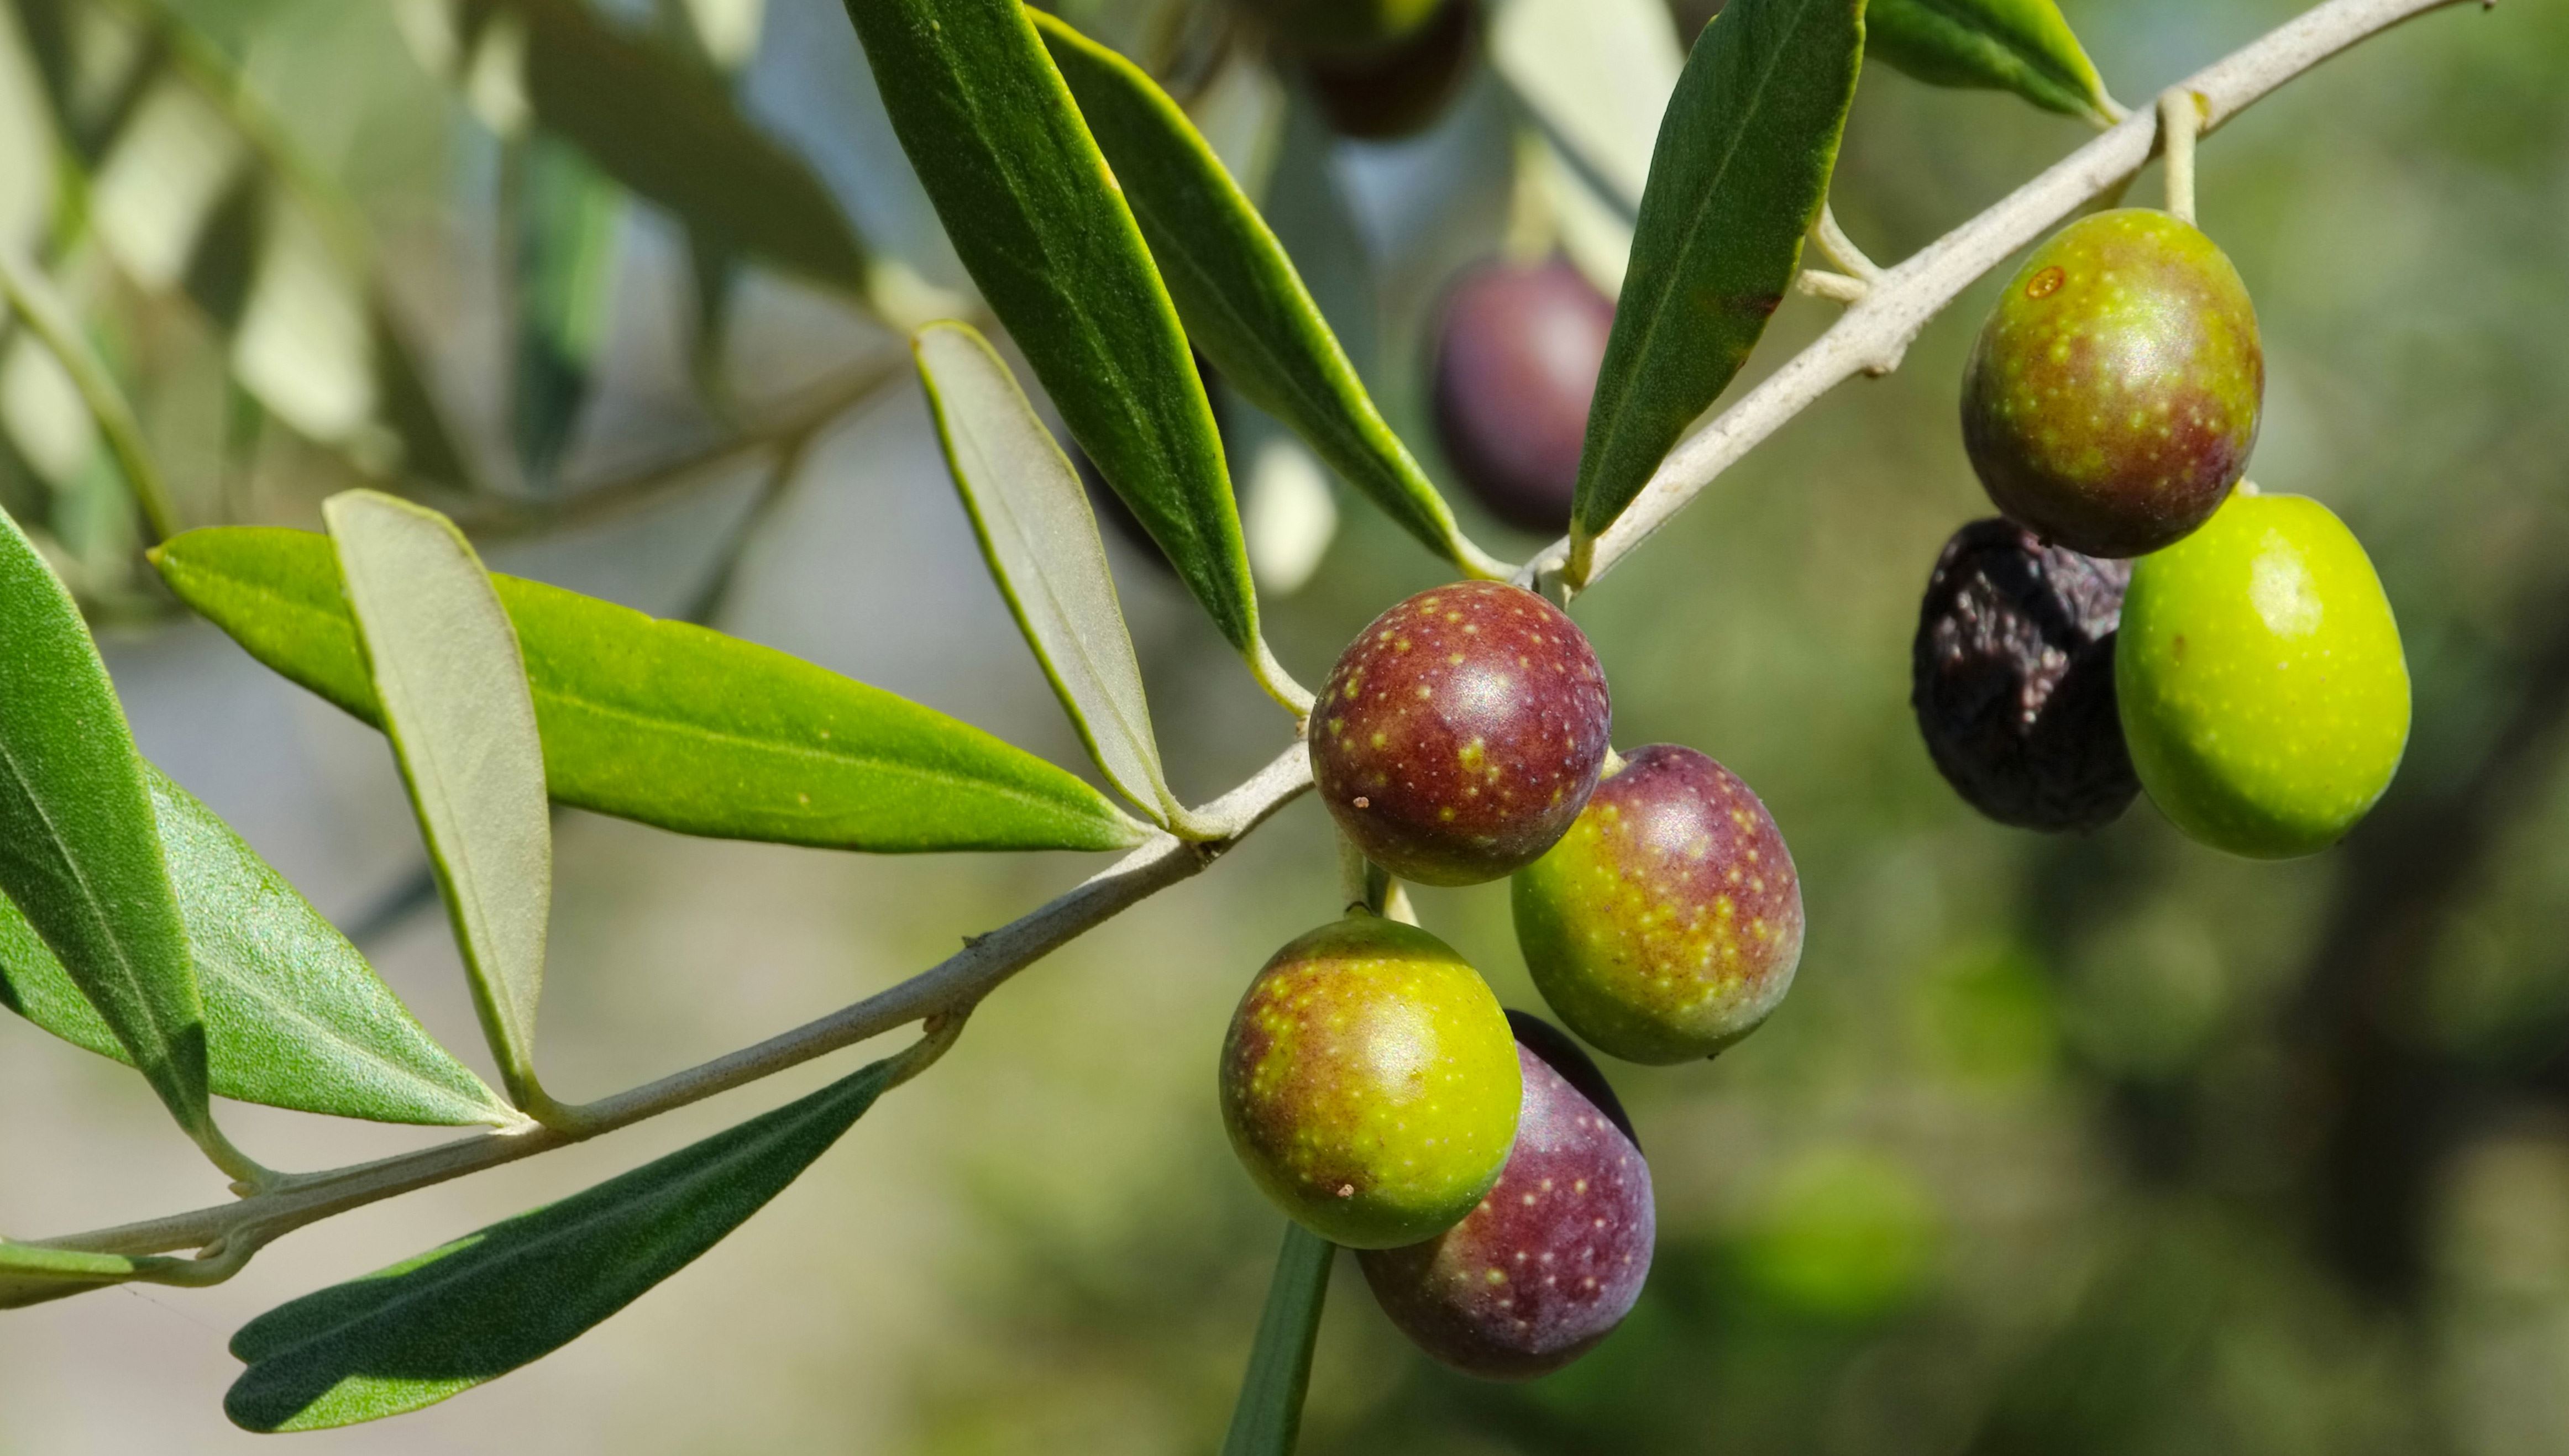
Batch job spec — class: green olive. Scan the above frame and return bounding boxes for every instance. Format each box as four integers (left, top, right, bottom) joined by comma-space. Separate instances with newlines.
1236, 0, 1444, 58
1218, 914, 1522, 1248
2116, 492, 2409, 858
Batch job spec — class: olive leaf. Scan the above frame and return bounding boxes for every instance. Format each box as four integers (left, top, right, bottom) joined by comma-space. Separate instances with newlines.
1031, 12, 1502, 580
1868, 0, 2118, 124
840, 0, 1302, 706
0, 1241, 192, 1311
1220, 1223, 1336, 1456
1569, 0, 1864, 582
915, 322, 1194, 834
0, 764, 515, 1128
506, 132, 622, 482
326, 491, 552, 1108
0, 505, 219, 1154
225, 1053, 903, 1431
150, 527, 1150, 854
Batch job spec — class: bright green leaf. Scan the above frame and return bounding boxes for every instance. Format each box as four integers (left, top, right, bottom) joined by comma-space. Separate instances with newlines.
150, 527, 1149, 854
225, 1053, 902, 1431
1569, 0, 1863, 581
1869, 0, 2117, 123
839, 0, 1286, 694
915, 322, 1187, 832
0, 1240, 190, 1311
326, 490, 552, 1108
0, 506, 214, 1147
1032, 12, 1502, 580
1220, 1222, 1335, 1456
0, 764, 515, 1128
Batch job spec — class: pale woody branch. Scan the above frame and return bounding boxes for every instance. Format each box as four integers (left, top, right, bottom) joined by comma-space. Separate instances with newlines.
27, 0, 2491, 1274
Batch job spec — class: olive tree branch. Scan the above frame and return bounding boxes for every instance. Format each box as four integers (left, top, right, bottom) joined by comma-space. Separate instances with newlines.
20, 0, 2486, 1280
1537, 0, 2491, 595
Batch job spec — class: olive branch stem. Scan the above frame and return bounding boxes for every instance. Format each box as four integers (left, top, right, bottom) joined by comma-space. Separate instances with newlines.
23, 0, 2492, 1281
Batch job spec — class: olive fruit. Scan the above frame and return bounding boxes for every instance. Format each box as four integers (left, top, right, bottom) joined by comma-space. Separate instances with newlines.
1304, 0, 1476, 141
2116, 491, 2409, 858
1359, 1012, 1654, 1379
1962, 208, 2263, 558
1239, 0, 1444, 59
1912, 518, 2138, 832
1219, 914, 1522, 1248
1513, 744, 1802, 1064
1431, 257, 1616, 534
1312, 581, 1613, 886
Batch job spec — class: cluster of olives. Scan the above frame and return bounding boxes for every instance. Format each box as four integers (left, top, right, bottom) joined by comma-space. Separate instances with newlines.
1915, 208, 2410, 858
1221, 581, 1803, 1377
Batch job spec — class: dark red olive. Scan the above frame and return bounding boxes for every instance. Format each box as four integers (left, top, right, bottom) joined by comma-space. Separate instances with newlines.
1358, 1010, 1654, 1380
1312, 581, 1612, 886
1431, 257, 1616, 535
1301, 0, 1477, 141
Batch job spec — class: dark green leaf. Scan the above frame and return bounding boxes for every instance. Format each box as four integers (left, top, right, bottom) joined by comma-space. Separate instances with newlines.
838, 0, 1272, 673
0, 505, 213, 1145
150, 527, 1150, 854
0, 1240, 190, 1311
1032, 13, 1502, 580
507, 133, 622, 482
1869, 0, 2116, 123
0, 764, 515, 1127
326, 491, 552, 1103
226, 1053, 902, 1431
1569, 0, 1863, 580
1220, 1222, 1335, 1456
915, 322, 1189, 831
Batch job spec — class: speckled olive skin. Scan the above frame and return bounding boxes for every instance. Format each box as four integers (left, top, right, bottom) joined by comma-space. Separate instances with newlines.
1219, 915, 1523, 1249
1359, 1012, 1654, 1380
2117, 492, 2409, 859
1313, 582, 1613, 886
1239, 0, 1443, 57
1513, 745, 1802, 1064
1962, 209, 2263, 558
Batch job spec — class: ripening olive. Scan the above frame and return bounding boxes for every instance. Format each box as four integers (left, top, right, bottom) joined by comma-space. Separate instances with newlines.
1513, 744, 1803, 1064
1431, 257, 1616, 533
1359, 1012, 1654, 1379
1962, 209, 2263, 558
1219, 914, 1522, 1249
1911, 518, 2139, 832
1303, 0, 1476, 140
2116, 491, 2409, 858
1312, 581, 1613, 886
1238, 0, 1444, 59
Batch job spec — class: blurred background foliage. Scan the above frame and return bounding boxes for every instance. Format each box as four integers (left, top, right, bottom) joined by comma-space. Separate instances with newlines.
2, 0, 2565, 1450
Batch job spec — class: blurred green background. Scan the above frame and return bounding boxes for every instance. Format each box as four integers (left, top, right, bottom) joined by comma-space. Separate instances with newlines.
2, 0, 2565, 1450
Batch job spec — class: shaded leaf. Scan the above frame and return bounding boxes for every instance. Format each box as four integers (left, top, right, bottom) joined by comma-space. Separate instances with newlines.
1570, 0, 1863, 579
915, 322, 1184, 831
226, 1053, 901, 1431
507, 132, 622, 482
840, 0, 1272, 674
1869, 0, 2116, 123
150, 528, 1148, 854
326, 491, 551, 1105
1033, 13, 1498, 579
1220, 1222, 1335, 1456
0, 504, 212, 1144
1489, 0, 1685, 213
0, 764, 515, 1127
0, 1240, 189, 1311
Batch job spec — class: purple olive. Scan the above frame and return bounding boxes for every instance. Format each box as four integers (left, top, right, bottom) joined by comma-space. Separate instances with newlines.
1358, 1011, 1654, 1379
1312, 581, 1613, 886
1302, 0, 1477, 141
1431, 257, 1616, 534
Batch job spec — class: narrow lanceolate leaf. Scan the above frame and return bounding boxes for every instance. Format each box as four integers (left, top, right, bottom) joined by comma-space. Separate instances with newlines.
0, 507, 213, 1145
1868, 0, 2116, 123
0, 765, 514, 1127
1569, 0, 1863, 581
403, 0, 877, 303
0, 1241, 190, 1311
840, 0, 1262, 659
151, 528, 1148, 854
226, 1054, 902, 1432
916, 323, 1185, 831
1220, 1222, 1335, 1456
326, 491, 551, 1106
1032, 13, 1499, 580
